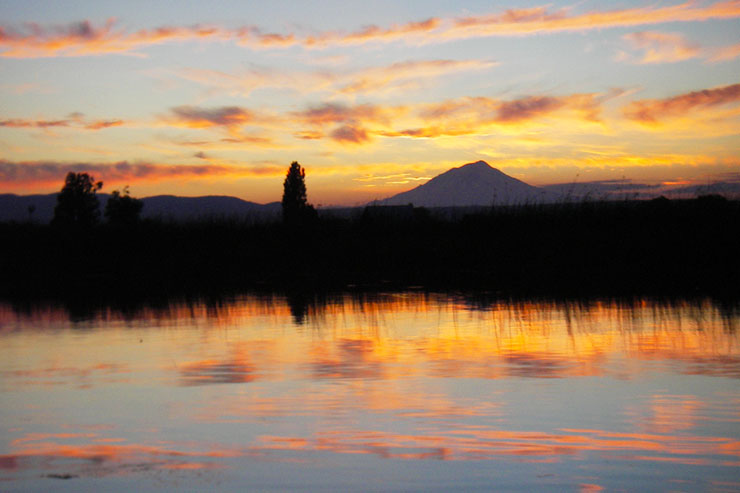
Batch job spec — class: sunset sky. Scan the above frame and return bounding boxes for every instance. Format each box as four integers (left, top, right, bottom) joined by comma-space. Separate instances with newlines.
1, 0, 739, 205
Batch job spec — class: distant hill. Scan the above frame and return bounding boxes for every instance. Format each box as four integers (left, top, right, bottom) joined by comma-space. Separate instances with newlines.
0, 193, 281, 224
142, 195, 281, 221
665, 181, 740, 198
539, 181, 663, 201
0, 194, 59, 224
539, 180, 740, 201
376, 160, 558, 207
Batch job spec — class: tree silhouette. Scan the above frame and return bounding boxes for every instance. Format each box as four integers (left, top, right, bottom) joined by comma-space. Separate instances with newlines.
105, 186, 143, 226
281, 161, 317, 224
52, 172, 103, 228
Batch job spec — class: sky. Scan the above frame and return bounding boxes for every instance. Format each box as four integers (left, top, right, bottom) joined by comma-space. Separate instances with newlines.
1, 0, 739, 205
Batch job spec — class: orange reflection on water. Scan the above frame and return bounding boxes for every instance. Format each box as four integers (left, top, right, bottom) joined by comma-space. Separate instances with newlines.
251, 425, 740, 465
1, 294, 739, 486
6, 295, 733, 390
2, 431, 241, 475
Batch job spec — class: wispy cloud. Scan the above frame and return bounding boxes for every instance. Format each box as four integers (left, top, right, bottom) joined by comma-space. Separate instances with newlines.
447, 1, 740, 39
294, 103, 391, 126
3, 2, 740, 57
163, 105, 274, 145
307, 17, 442, 47
0, 82, 53, 94
176, 59, 496, 98
0, 113, 124, 131
0, 19, 294, 58
175, 66, 334, 97
354, 172, 432, 185
621, 31, 701, 64
286, 92, 609, 144
337, 59, 498, 95
707, 42, 740, 62
293, 102, 404, 144
168, 106, 255, 129
624, 82, 740, 123
299, 1, 740, 48
0, 118, 70, 129
83, 119, 125, 130
381, 93, 605, 139
0, 159, 284, 186
496, 96, 567, 122
617, 31, 740, 64
329, 125, 371, 144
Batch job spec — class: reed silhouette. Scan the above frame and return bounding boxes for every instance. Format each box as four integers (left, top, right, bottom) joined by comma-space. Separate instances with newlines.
1, 172, 738, 301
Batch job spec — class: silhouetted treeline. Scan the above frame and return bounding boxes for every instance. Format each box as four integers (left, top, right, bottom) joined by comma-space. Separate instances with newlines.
1, 196, 738, 301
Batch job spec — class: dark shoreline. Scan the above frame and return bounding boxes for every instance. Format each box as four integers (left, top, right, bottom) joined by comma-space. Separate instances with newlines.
2, 196, 739, 304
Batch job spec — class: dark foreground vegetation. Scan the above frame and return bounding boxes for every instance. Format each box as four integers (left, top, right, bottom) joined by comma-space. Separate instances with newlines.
1, 195, 739, 303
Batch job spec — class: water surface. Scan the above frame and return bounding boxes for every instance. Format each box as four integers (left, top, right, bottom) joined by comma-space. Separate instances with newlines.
1, 294, 739, 491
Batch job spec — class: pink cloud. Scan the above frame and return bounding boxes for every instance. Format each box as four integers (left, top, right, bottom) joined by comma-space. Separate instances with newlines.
294, 103, 387, 126
330, 124, 371, 144
0, 159, 284, 187
496, 96, 566, 122
622, 31, 701, 64
624, 82, 740, 122
169, 105, 254, 128
3, 3, 740, 57
708, 42, 740, 62
0, 114, 125, 131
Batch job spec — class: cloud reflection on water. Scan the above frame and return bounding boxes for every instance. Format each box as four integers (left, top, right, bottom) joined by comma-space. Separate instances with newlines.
4, 423, 739, 478
1, 293, 739, 488
252, 426, 740, 465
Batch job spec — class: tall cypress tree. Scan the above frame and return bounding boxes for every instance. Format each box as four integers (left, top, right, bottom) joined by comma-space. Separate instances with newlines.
281, 161, 316, 224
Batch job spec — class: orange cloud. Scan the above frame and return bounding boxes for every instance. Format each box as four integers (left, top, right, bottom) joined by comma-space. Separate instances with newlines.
294, 103, 387, 126
380, 93, 603, 139
0, 19, 295, 58
338, 59, 498, 95
293, 102, 406, 144
708, 42, 740, 62
0, 159, 284, 188
624, 82, 740, 123
304, 1, 740, 47
377, 127, 473, 139
84, 119, 124, 130
162, 105, 274, 145
306, 17, 441, 47
0, 118, 70, 128
293, 130, 324, 140
177, 59, 496, 98
168, 105, 254, 129
449, 1, 740, 38
497, 96, 567, 122
287, 92, 606, 143
4, 2, 740, 57
621, 31, 701, 64
434, 93, 601, 123
0, 114, 125, 131
330, 124, 371, 144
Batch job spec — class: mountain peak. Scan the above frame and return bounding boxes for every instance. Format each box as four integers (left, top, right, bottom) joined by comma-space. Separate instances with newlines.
443, 160, 505, 180
464, 160, 490, 168
377, 160, 556, 207
454, 160, 493, 172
